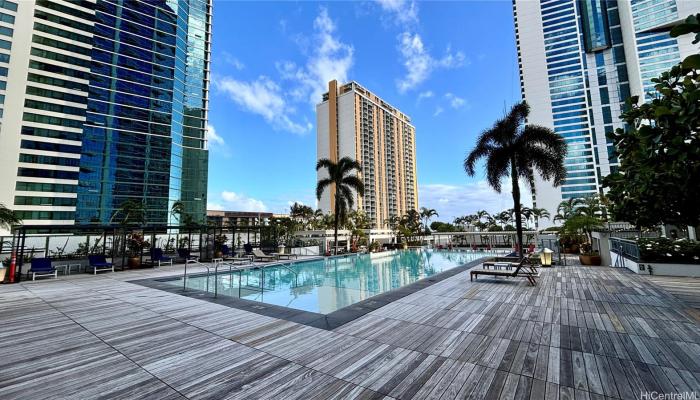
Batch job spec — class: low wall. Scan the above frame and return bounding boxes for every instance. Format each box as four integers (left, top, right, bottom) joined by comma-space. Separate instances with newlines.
641, 262, 700, 277
610, 251, 646, 274
610, 251, 700, 277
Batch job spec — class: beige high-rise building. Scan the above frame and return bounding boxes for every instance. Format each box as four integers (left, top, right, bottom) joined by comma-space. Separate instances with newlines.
316, 80, 418, 229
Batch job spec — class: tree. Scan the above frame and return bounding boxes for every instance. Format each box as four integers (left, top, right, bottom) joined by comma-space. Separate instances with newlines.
465, 101, 566, 259
554, 198, 583, 223
531, 207, 551, 230
670, 13, 700, 69
420, 207, 439, 234
290, 202, 314, 229
110, 199, 146, 226
603, 61, 700, 228
316, 157, 365, 255
561, 195, 606, 253
171, 200, 194, 227
0, 203, 21, 231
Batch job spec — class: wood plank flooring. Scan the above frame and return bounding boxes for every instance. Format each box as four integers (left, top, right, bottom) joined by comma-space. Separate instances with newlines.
0, 262, 698, 399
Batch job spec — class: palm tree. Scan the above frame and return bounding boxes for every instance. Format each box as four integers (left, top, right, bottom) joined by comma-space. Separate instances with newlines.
465, 101, 566, 258
554, 198, 583, 223
531, 207, 551, 230
316, 157, 365, 255
171, 200, 194, 226
0, 203, 21, 231
110, 199, 146, 226
495, 210, 512, 229
420, 207, 439, 234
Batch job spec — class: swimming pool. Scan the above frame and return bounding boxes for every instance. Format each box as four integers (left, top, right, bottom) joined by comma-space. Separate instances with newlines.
166, 249, 497, 314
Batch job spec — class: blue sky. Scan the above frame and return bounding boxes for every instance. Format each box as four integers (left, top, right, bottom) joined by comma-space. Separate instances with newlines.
206, 0, 523, 222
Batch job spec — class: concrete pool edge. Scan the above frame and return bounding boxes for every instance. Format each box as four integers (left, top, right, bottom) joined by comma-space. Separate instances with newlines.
128, 256, 489, 331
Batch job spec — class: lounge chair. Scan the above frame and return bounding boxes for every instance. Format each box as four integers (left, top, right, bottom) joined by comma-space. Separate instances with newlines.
252, 248, 277, 262
178, 248, 198, 263
244, 243, 253, 255
28, 258, 57, 280
88, 255, 114, 275
273, 252, 298, 260
150, 248, 173, 267
470, 258, 540, 286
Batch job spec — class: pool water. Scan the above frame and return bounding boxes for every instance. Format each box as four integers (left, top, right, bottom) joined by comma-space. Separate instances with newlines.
168, 249, 495, 314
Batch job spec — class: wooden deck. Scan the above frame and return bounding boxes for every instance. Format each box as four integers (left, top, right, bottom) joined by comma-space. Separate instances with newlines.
0, 263, 698, 399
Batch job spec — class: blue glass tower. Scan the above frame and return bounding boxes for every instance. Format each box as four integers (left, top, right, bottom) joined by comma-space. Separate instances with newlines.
0, 0, 210, 228
513, 0, 699, 221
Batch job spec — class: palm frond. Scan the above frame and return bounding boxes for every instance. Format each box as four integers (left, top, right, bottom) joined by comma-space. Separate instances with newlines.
485, 147, 511, 192
341, 175, 365, 197
316, 178, 333, 200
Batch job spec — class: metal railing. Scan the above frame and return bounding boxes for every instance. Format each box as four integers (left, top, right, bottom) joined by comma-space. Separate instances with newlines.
183, 259, 299, 299
609, 237, 639, 268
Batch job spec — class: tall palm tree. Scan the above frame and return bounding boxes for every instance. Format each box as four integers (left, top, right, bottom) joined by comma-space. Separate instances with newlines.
316, 157, 365, 255
420, 207, 439, 234
0, 203, 21, 231
465, 101, 566, 258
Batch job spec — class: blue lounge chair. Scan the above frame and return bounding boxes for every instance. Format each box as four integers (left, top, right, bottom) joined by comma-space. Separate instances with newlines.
178, 248, 198, 262
150, 248, 173, 268
88, 255, 114, 275
28, 258, 57, 281
244, 243, 253, 255
221, 244, 231, 257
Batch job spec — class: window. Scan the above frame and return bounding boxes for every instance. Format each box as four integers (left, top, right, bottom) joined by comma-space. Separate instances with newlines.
13, 211, 75, 220
17, 168, 79, 180
15, 181, 77, 193
0, 0, 17, 12
14, 196, 76, 206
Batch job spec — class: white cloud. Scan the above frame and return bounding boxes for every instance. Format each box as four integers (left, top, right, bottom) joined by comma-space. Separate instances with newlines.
216, 75, 311, 135
207, 202, 224, 211
419, 181, 533, 223
375, 0, 419, 25
396, 33, 466, 93
433, 106, 444, 117
445, 93, 466, 109
437, 45, 466, 68
377, 1, 466, 93
206, 124, 224, 146
417, 90, 433, 101
278, 7, 354, 107
220, 51, 245, 70
218, 191, 268, 212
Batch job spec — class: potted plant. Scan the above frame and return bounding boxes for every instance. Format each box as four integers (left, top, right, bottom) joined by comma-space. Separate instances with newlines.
126, 232, 150, 268
561, 196, 605, 265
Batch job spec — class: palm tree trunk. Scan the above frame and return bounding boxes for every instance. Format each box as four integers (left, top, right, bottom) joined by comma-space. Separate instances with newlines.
333, 193, 339, 256
511, 159, 524, 260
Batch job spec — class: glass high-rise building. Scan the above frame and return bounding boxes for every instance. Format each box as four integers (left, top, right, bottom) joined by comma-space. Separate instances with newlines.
0, 0, 211, 233
513, 0, 699, 221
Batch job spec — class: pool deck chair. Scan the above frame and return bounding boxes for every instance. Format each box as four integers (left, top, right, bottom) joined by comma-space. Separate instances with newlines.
177, 248, 198, 263
28, 258, 57, 281
252, 248, 277, 262
470, 258, 540, 286
273, 253, 298, 260
151, 248, 173, 268
88, 255, 114, 275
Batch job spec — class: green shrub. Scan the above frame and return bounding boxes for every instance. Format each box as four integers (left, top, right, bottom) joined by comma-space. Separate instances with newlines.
638, 238, 700, 264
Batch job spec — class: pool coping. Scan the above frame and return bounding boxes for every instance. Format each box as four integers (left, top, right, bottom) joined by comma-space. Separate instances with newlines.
129, 256, 488, 330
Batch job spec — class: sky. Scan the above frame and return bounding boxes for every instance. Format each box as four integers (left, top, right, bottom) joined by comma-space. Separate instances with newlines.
206, 0, 525, 223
